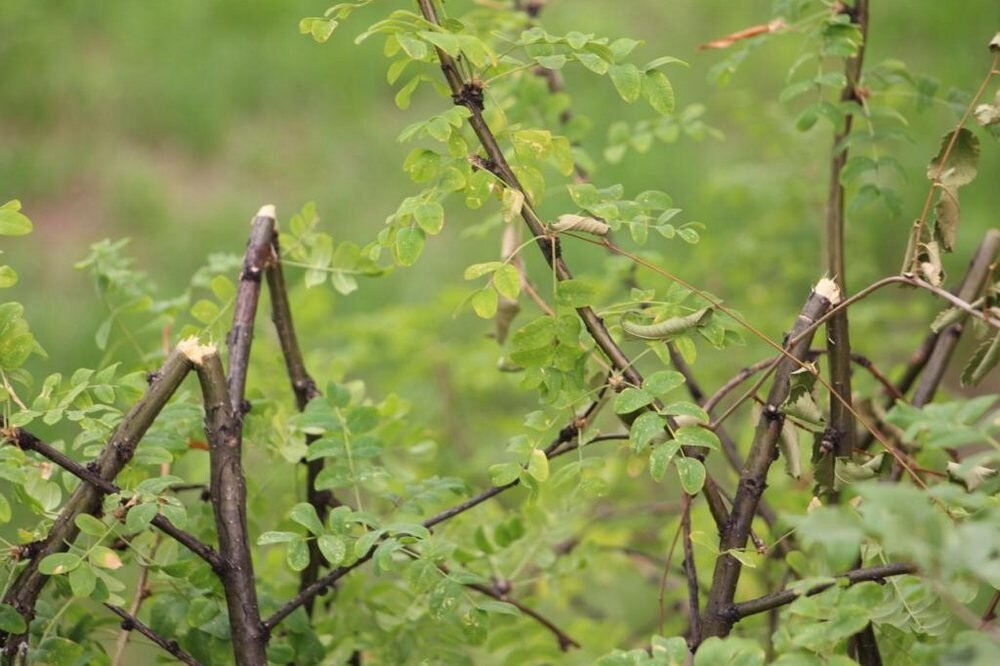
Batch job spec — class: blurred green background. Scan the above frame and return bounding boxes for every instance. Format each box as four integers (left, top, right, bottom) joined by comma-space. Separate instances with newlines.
2, 2, 1000, 660
2, 0, 998, 393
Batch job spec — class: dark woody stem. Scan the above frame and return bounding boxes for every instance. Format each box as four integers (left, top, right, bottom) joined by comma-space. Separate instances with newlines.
196, 348, 268, 666
105, 603, 202, 666
3, 428, 219, 569
700, 280, 839, 642
265, 241, 341, 616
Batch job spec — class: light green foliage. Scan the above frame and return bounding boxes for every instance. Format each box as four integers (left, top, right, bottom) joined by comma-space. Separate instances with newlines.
1, 0, 999, 664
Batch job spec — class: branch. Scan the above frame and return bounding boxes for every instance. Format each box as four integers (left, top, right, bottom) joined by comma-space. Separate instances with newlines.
700, 279, 840, 641
727, 563, 917, 620
265, 240, 342, 615
681, 494, 701, 646
104, 604, 201, 666
4, 429, 219, 568
1, 346, 195, 655
414, 0, 642, 388
468, 581, 580, 651
196, 345, 268, 664
821, 0, 870, 499
227, 207, 277, 414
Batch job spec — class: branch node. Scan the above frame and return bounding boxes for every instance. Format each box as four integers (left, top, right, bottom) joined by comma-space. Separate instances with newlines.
540, 234, 562, 268
452, 81, 485, 111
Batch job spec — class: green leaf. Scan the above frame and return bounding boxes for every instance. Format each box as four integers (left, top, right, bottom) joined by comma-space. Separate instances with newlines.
675, 457, 706, 494
493, 264, 521, 300
527, 448, 549, 482
0, 604, 27, 634
693, 636, 765, 666
630, 411, 665, 451
318, 535, 347, 565
68, 565, 96, 598
38, 553, 82, 575
89, 546, 123, 570
299, 17, 337, 43
0, 202, 32, 236
73, 514, 105, 537
614, 387, 654, 414
0, 266, 17, 288
126, 502, 159, 532
290, 502, 325, 535
644, 70, 675, 115
419, 30, 461, 57
609, 64, 642, 103
464, 261, 502, 280
257, 531, 301, 545
663, 401, 710, 424
643, 370, 685, 396
675, 426, 720, 451
287, 538, 310, 572
414, 201, 445, 235
394, 226, 425, 266
489, 462, 521, 486
650, 439, 680, 481
470, 287, 498, 319
556, 279, 596, 307
191, 299, 221, 324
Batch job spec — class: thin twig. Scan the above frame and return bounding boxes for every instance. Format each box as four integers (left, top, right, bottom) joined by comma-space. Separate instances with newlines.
728, 563, 917, 619
681, 494, 701, 646
821, 0, 869, 501
3, 428, 219, 568
266, 240, 343, 616
105, 604, 201, 666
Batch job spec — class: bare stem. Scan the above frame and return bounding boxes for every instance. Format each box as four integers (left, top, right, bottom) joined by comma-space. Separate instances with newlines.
700, 280, 838, 641
821, 0, 869, 499
728, 563, 917, 620
2, 428, 219, 568
265, 239, 342, 616
196, 349, 268, 665
105, 603, 201, 666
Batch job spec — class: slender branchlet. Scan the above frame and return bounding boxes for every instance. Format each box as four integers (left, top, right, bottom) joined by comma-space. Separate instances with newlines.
264, 241, 342, 616
0, 346, 194, 656
821, 0, 869, 502
727, 563, 917, 620
105, 603, 202, 666
3, 427, 219, 568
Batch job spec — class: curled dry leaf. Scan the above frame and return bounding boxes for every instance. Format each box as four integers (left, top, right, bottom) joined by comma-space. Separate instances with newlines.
918, 241, 944, 286
550, 214, 610, 236
699, 18, 786, 50
973, 90, 1000, 127
947, 461, 998, 491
